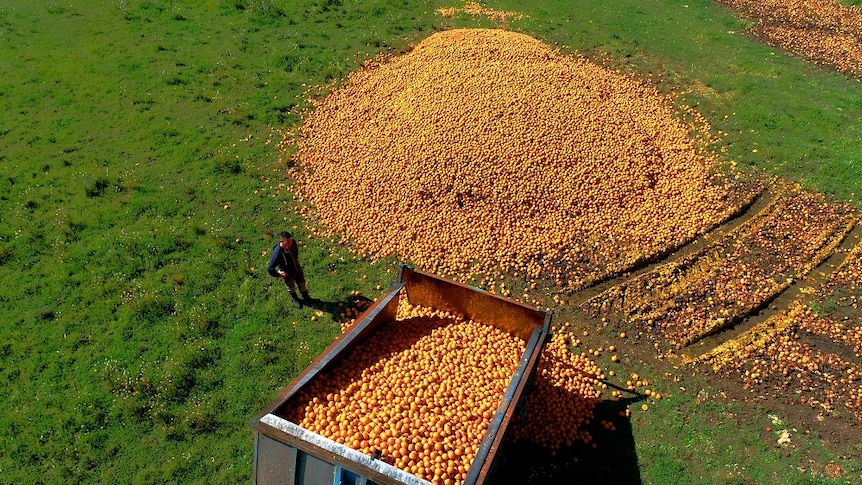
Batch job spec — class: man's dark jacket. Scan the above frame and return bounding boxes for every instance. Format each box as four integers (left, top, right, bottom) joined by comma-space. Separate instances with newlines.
267, 241, 301, 277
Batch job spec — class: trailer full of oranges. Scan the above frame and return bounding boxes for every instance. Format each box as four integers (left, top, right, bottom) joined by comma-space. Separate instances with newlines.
283, 299, 604, 484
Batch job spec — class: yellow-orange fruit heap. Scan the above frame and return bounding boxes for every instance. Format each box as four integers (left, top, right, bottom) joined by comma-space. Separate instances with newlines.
283, 307, 525, 484
290, 28, 747, 287
511, 331, 603, 450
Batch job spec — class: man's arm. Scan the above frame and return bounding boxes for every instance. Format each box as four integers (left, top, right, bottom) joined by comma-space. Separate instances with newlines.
290, 241, 300, 268
267, 246, 283, 277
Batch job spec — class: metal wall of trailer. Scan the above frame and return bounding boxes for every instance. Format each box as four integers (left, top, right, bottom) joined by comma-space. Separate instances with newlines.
254, 413, 431, 485
254, 432, 380, 485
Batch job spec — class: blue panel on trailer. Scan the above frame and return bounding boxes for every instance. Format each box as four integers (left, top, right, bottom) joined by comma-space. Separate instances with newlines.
255, 433, 297, 485
336, 466, 366, 485
297, 451, 337, 485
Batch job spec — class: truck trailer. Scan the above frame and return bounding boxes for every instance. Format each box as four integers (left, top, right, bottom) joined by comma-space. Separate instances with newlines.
251, 265, 551, 485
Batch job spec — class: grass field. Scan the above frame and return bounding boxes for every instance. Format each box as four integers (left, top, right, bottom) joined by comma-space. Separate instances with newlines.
1, 0, 860, 483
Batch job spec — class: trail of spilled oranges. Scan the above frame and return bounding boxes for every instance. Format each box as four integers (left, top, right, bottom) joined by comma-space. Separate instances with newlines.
286, 29, 751, 289
586, 185, 857, 350
719, 0, 862, 77
704, 233, 862, 423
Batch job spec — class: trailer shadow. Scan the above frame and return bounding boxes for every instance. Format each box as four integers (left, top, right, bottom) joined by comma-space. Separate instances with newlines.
492, 395, 644, 484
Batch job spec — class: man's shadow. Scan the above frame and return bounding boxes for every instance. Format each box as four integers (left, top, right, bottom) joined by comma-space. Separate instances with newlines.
301, 294, 375, 324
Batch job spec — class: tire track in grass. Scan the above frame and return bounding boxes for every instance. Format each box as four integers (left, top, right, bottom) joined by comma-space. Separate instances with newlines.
579, 181, 858, 352
568, 184, 770, 309
698, 227, 862, 427
691, 221, 862, 358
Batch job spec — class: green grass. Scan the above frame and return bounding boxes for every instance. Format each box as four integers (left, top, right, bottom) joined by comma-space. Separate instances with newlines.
631, 398, 845, 484
1, 0, 861, 483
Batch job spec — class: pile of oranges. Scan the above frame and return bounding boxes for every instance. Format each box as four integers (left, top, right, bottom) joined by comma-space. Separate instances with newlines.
287, 28, 749, 289
719, 0, 862, 77
284, 297, 606, 483
436, 2, 525, 23
511, 328, 604, 452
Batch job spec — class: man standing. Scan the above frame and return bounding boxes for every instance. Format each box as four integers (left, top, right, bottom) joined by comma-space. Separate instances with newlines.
267, 231, 311, 309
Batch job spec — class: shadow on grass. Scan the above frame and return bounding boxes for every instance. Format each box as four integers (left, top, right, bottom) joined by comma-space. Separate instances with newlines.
492, 395, 644, 484
301, 294, 375, 324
